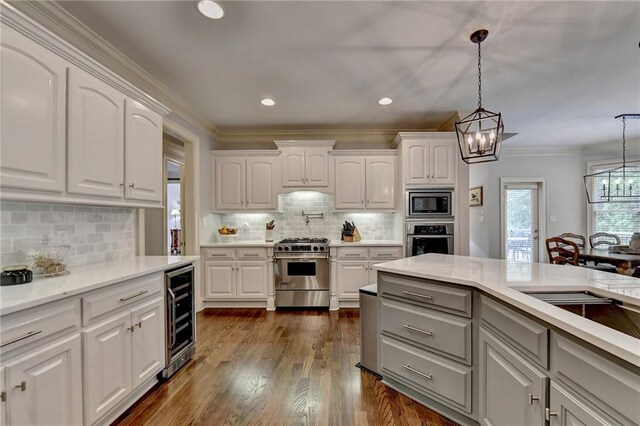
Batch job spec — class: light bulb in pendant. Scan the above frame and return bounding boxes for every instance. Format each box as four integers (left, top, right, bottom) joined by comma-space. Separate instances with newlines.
475, 131, 482, 140
489, 130, 495, 140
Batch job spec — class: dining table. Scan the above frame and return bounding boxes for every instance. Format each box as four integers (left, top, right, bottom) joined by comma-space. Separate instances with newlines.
578, 248, 640, 275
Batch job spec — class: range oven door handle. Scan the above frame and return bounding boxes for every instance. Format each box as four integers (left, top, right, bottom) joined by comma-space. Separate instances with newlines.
168, 288, 176, 348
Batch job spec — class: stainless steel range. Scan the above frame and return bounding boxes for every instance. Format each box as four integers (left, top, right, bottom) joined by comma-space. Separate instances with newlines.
274, 238, 330, 308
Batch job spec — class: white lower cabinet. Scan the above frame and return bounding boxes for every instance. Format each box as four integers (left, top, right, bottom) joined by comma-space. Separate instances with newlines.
204, 261, 236, 299
335, 246, 402, 301
204, 256, 268, 301
337, 261, 370, 299
548, 382, 610, 425
4, 333, 82, 426
131, 298, 165, 389
237, 262, 268, 298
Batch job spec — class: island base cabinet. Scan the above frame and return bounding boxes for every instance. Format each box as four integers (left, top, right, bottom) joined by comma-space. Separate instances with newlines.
479, 329, 547, 426
4, 333, 82, 426
131, 298, 165, 389
548, 382, 612, 426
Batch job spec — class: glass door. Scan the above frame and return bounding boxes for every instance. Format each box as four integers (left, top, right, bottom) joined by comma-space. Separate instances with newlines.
503, 184, 539, 262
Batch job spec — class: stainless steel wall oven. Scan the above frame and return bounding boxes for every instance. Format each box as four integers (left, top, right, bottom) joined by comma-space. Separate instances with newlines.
406, 222, 454, 257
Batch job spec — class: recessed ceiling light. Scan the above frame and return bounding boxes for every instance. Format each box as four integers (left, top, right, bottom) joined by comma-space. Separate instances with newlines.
196, 0, 224, 20
261, 98, 275, 106
378, 97, 393, 106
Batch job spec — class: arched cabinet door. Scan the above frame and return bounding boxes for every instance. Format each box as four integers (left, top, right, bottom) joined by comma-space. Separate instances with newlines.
67, 66, 125, 198
0, 26, 66, 192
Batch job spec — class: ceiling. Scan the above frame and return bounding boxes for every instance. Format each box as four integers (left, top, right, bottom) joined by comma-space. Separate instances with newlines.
57, 1, 640, 147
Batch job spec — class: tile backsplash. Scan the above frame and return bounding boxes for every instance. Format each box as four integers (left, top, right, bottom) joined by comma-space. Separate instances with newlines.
218, 192, 399, 242
0, 201, 136, 268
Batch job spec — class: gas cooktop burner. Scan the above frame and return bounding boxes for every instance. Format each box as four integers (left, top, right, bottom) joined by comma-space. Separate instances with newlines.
279, 238, 329, 244
274, 237, 330, 255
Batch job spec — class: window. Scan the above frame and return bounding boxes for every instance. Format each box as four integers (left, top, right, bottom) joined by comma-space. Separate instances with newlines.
588, 160, 640, 245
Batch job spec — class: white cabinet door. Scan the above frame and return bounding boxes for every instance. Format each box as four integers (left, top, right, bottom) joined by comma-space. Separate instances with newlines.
246, 157, 278, 210
215, 157, 245, 210
0, 27, 66, 193
68, 67, 125, 198
0, 367, 5, 426
334, 157, 365, 210
83, 311, 132, 425
124, 100, 163, 202
281, 149, 306, 186
431, 140, 455, 185
236, 262, 267, 298
404, 141, 430, 185
337, 261, 370, 299
204, 261, 236, 299
5, 333, 82, 426
305, 148, 329, 186
366, 157, 396, 210
131, 297, 165, 389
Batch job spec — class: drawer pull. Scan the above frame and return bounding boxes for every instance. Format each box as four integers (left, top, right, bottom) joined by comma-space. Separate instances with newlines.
120, 290, 148, 302
402, 324, 433, 336
344, 254, 363, 257
402, 364, 432, 381
545, 408, 557, 421
14, 381, 26, 392
0, 330, 42, 348
208, 253, 229, 257
528, 393, 539, 405
242, 254, 260, 257
402, 291, 433, 300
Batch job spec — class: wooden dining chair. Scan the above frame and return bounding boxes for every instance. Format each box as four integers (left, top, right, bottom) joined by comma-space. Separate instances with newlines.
589, 232, 621, 249
557, 233, 586, 265
546, 237, 580, 266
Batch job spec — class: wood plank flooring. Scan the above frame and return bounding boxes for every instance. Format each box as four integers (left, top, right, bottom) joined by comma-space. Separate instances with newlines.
114, 308, 459, 426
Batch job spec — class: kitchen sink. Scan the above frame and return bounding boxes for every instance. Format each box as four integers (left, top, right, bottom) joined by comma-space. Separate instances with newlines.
523, 291, 640, 339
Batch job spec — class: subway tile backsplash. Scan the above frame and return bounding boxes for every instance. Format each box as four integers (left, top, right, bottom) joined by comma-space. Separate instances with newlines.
0, 201, 136, 268
219, 192, 398, 242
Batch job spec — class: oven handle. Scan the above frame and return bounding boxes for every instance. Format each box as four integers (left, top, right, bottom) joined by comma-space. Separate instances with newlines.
168, 288, 176, 348
274, 256, 329, 260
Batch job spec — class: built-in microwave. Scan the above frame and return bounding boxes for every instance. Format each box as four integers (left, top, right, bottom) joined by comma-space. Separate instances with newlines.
407, 189, 454, 219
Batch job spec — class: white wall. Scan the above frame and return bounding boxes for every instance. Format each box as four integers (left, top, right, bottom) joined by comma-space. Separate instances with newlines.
469, 151, 585, 259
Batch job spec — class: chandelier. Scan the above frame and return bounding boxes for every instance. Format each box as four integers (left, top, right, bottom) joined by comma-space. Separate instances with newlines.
455, 29, 504, 164
584, 114, 640, 204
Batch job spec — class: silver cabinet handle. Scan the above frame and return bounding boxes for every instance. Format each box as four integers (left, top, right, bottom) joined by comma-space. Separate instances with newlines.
120, 290, 148, 302
242, 254, 260, 257
129, 182, 135, 189
0, 330, 42, 348
402, 364, 432, 380
0, 391, 5, 402
168, 288, 176, 347
127, 325, 136, 332
402, 324, 433, 336
361, 200, 364, 204
14, 381, 26, 392
545, 408, 557, 421
135, 321, 142, 329
241, 200, 244, 205
344, 253, 362, 257
402, 290, 433, 300
528, 393, 539, 405
208, 253, 228, 257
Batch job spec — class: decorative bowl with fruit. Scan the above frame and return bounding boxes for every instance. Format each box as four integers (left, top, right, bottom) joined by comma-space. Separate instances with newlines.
218, 226, 238, 242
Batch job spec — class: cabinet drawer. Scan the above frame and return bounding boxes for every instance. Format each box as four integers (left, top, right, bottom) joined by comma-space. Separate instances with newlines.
551, 332, 640, 425
481, 296, 548, 368
203, 248, 236, 260
0, 299, 80, 353
379, 272, 472, 318
338, 247, 368, 260
237, 248, 268, 260
369, 246, 403, 260
82, 273, 163, 326
381, 336, 472, 414
380, 298, 472, 364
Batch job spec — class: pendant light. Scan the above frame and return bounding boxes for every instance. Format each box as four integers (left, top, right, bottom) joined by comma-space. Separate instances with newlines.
584, 114, 640, 204
455, 29, 504, 164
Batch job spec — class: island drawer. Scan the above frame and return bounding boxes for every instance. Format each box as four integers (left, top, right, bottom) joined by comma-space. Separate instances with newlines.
203, 248, 236, 260
481, 296, 548, 368
338, 247, 368, 260
369, 247, 403, 260
237, 248, 268, 260
82, 272, 163, 325
381, 336, 472, 414
379, 273, 472, 318
1, 298, 80, 353
380, 298, 472, 365
551, 332, 640, 425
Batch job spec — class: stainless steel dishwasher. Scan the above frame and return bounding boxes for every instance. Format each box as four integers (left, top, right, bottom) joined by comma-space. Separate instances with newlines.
357, 283, 381, 378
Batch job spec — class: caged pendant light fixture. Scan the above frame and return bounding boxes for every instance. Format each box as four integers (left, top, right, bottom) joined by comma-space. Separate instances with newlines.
584, 114, 640, 204
455, 29, 504, 164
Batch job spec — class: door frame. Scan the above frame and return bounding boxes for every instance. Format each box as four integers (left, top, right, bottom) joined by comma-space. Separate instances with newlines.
164, 155, 184, 255
499, 177, 547, 262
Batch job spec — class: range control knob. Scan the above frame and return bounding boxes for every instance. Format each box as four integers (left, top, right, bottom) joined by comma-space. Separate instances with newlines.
284, 246, 289, 251
277, 247, 283, 251
319, 246, 325, 251
313, 246, 318, 251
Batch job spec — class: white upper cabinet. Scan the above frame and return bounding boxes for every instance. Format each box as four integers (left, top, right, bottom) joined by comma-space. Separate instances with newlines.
305, 148, 330, 186
281, 148, 306, 186
246, 157, 279, 210
334, 153, 397, 211
334, 157, 366, 210
0, 26, 66, 193
67, 66, 125, 198
215, 157, 246, 210
366, 157, 396, 210
275, 141, 334, 188
124, 100, 163, 202
400, 137, 456, 186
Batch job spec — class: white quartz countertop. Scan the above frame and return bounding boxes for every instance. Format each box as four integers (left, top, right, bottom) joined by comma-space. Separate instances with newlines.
0, 256, 200, 316
201, 241, 275, 248
329, 240, 403, 247
375, 254, 640, 367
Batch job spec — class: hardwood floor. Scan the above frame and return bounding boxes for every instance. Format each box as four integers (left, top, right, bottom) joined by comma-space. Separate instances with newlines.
114, 309, 458, 426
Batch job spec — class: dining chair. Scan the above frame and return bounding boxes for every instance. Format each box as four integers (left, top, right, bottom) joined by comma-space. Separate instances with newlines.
546, 237, 580, 266
558, 233, 586, 251
589, 232, 621, 249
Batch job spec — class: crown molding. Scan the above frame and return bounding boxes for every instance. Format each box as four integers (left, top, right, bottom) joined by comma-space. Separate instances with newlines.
329, 149, 397, 157
274, 140, 336, 149
391, 131, 456, 148
7, 0, 219, 136
217, 129, 422, 145
211, 150, 280, 157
